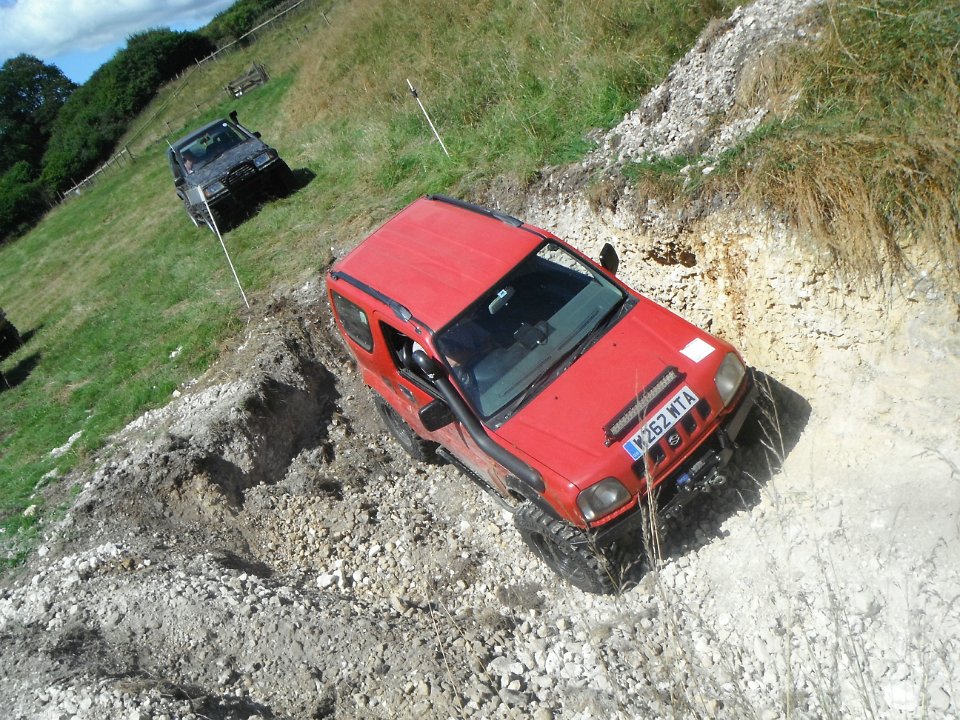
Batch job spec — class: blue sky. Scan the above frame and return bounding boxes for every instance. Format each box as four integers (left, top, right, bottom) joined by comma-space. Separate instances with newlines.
0, 0, 235, 83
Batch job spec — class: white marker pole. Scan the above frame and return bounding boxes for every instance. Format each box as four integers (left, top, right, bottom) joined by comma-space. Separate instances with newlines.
204, 198, 250, 309
407, 79, 450, 157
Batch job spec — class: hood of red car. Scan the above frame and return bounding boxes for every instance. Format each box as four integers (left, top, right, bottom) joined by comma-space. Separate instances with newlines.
493, 297, 729, 489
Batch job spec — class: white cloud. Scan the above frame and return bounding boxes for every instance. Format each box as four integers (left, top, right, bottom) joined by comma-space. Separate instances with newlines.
0, 0, 234, 59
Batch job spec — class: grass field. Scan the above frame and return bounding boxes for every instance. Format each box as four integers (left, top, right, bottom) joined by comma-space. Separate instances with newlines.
2, 0, 956, 565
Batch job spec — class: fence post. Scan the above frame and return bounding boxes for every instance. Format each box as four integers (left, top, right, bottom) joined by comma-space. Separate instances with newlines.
204, 198, 251, 309
407, 79, 450, 157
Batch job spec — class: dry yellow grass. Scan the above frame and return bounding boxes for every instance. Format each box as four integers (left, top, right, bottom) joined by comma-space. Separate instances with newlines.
740, 2, 960, 284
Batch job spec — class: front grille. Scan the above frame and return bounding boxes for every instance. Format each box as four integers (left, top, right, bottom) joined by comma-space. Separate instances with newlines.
226, 162, 256, 187
635, 431, 723, 489
604, 366, 685, 445
649, 444, 666, 464
695, 397, 711, 421
630, 401, 713, 484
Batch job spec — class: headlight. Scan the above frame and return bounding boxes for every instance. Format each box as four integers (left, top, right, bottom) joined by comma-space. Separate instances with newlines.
715, 352, 746, 407
253, 151, 276, 168
202, 181, 226, 198
577, 478, 631, 522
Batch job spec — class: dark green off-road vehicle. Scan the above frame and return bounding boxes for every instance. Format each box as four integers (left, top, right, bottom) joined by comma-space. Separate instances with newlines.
168, 111, 293, 231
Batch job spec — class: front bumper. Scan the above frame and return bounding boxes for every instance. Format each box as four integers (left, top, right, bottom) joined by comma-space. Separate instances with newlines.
207, 160, 285, 209
581, 375, 759, 547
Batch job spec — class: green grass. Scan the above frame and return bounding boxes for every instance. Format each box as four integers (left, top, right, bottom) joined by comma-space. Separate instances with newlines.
0, 0, 737, 564
741, 0, 960, 276
280, 0, 739, 203
0, 159, 245, 566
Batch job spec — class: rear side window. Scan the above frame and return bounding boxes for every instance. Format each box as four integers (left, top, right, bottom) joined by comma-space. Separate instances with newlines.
332, 292, 373, 352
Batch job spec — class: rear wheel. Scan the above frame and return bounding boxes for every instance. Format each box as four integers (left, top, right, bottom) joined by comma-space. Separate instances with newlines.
514, 503, 620, 594
374, 396, 434, 462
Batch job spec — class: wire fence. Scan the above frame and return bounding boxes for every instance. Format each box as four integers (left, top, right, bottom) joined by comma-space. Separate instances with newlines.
57, 147, 135, 202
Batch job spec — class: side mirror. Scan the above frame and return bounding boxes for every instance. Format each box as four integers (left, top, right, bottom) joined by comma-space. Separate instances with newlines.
412, 348, 443, 378
419, 399, 455, 431
229, 110, 239, 124
174, 177, 186, 188
599, 243, 619, 276
253, 131, 262, 139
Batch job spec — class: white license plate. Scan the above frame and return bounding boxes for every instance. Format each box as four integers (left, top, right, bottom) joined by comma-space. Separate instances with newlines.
625, 386, 699, 454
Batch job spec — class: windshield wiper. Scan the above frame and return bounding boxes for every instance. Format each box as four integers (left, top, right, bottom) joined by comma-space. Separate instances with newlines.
498, 298, 628, 420
565, 296, 629, 366
498, 366, 558, 419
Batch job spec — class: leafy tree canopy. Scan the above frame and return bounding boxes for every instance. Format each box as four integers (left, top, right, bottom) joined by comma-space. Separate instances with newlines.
0, 55, 76, 174
202, 0, 286, 45
0, 161, 47, 240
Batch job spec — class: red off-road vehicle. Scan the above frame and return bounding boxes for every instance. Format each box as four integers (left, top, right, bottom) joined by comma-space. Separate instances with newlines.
327, 196, 756, 593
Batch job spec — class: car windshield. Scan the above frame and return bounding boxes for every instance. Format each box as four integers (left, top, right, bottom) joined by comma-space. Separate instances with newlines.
176, 122, 246, 172
436, 242, 625, 420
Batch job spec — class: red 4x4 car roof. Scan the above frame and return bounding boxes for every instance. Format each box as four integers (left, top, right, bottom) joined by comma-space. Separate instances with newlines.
332, 196, 544, 331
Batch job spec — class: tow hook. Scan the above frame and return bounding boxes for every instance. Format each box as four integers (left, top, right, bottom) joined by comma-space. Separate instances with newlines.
707, 471, 728, 488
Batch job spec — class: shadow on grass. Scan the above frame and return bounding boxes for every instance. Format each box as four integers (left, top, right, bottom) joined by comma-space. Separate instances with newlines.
290, 167, 316, 192
618, 370, 812, 590
215, 167, 317, 233
18, 324, 44, 346
1, 351, 41, 392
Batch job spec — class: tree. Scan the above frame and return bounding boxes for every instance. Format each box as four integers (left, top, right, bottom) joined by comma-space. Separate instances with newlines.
0, 162, 47, 241
203, 0, 286, 45
0, 55, 76, 174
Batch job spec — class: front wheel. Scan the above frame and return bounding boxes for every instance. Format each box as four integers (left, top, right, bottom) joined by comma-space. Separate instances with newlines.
374, 396, 435, 462
274, 160, 295, 195
514, 503, 620, 594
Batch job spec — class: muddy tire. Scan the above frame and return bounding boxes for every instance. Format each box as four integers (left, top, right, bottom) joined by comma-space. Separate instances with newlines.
275, 160, 295, 195
374, 396, 434, 462
205, 205, 225, 234
514, 503, 619, 594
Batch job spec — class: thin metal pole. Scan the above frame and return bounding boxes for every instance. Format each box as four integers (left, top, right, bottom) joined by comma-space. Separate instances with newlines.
407, 79, 450, 157
204, 199, 250, 309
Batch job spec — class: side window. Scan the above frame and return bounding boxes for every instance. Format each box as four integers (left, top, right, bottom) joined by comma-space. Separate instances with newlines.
169, 151, 183, 181
332, 292, 373, 352
381, 324, 435, 393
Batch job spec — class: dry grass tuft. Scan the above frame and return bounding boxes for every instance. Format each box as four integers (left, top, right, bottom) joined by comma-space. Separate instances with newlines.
624, 0, 960, 289
740, 0, 960, 284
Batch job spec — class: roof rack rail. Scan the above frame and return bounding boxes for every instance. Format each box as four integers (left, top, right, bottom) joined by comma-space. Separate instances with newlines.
427, 194, 523, 228
330, 271, 413, 322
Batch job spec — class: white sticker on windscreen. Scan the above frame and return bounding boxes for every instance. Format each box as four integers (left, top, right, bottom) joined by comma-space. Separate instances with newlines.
680, 338, 714, 362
